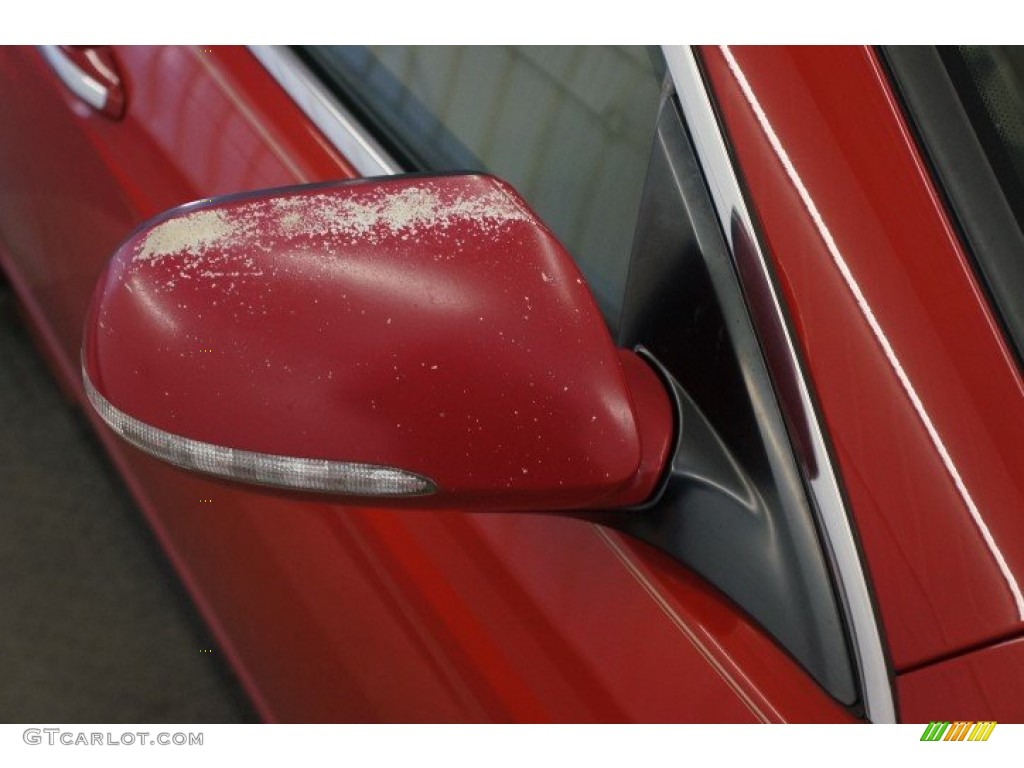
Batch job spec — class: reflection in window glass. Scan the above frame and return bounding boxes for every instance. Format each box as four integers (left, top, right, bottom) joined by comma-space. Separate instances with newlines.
302, 46, 664, 324
942, 46, 1024, 230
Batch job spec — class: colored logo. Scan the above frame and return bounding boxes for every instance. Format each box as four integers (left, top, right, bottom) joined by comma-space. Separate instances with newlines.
920, 721, 996, 741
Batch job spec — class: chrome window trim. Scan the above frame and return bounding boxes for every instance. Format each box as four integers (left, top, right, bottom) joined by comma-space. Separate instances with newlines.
39, 45, 108, 111
248, 45, 401, 178
662, 45, 895, 724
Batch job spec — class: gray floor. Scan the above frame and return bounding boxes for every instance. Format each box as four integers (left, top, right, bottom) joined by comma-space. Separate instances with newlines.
0, 283, 256, 723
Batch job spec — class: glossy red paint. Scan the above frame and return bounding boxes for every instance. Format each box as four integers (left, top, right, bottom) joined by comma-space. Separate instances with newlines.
0, 46, 355, 371
701, 46, 1024, 680
898, 636, 1024, 721
83, 175, 672, 509
0, 46, 853, 721
83, 442, 856, 722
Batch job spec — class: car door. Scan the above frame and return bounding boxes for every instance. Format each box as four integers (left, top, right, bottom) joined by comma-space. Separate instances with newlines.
0, 45, 863, 722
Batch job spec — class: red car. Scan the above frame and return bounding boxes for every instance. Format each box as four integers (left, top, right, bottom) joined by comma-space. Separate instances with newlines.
1, 45, 1022, 723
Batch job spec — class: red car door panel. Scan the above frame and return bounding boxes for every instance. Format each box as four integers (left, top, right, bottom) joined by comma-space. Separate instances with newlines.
898, 636, 1024, 721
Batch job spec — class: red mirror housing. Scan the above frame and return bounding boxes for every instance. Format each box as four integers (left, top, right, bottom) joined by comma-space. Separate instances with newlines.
82, 174, 673, 510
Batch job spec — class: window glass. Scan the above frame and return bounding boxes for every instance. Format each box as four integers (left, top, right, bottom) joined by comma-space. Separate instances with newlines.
300, 46, 665, 324
941, 46, 1024, 231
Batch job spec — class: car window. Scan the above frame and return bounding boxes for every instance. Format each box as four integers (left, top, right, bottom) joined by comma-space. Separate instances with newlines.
941, 47, 1024, 227
299, 45, 665, 326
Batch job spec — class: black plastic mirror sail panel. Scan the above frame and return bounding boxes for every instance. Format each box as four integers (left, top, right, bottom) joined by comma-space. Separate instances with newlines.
619, 352, 854, 704
615, 94, 857, 706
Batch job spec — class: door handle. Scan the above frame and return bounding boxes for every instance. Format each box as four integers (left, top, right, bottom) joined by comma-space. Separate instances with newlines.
39, 46, 126, 119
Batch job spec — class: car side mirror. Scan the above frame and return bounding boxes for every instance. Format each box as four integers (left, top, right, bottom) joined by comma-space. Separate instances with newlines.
82, 174, 674, 510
